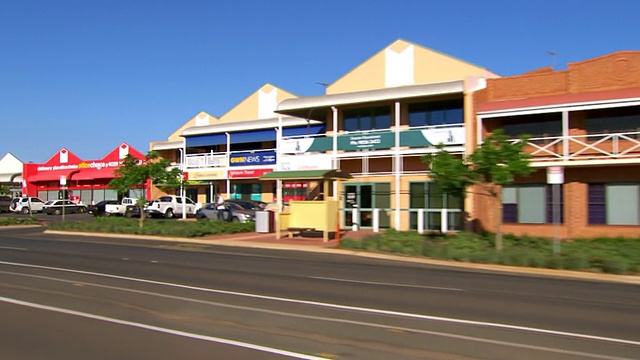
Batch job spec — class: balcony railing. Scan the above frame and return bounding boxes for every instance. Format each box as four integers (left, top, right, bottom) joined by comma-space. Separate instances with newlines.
512, 131, 640, 162
184, 152, 227, 169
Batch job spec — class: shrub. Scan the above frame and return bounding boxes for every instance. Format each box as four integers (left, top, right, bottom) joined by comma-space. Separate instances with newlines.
600, 258, 630, 274
562, 254, 590, 271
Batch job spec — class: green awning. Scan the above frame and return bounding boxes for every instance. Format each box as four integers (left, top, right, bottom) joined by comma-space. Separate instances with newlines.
260, 169, 352, 181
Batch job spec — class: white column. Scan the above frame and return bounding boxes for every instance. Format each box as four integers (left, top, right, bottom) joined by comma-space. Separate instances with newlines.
477, 115, 484, 145
331, 106, 339, 200
562, 111, 569, 159
225, 132, 231, 199
180, 141, 186, 219
417, 209, 424, 234
276, 116, 283, 213
351, 207, 359, 232
394, 101, 401, 230
373, 208, 380, 233
441, 208, 448, 234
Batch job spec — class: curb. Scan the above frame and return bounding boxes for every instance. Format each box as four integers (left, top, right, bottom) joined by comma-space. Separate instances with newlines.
40, 230, 640, 285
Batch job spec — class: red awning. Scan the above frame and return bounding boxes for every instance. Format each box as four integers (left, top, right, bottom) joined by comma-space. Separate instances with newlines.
68, 169, 118, 181
27, 172, 71, 183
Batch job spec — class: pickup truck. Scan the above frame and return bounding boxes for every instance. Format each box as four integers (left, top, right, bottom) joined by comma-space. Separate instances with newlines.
104, 198, 138, 216
145, 195, 199, 218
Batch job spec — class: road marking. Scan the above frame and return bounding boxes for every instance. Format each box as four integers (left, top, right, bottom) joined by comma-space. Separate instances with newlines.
0, 271, 634, 360
1, 260, 639, 348
0, 296, 328, 360
0, 246, 28, 251
309, 276, 463, 291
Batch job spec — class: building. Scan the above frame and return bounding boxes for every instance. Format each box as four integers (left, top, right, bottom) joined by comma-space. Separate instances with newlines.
0, 153, 24, 197
22, 143, 146, 204
474, 51, 640, 238
151, 39, 499, 231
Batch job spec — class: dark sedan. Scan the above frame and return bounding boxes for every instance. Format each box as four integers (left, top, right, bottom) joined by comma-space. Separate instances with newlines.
87, 200, 118, 217
43, 200, 87, 215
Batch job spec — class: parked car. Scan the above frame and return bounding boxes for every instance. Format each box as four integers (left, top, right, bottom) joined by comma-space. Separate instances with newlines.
124, 204, 141, 218
195, 201, 256, 223
145, 195, 199, 218
226, 199, 266, 211
0, 195, 13, 212
87, 200, 119, 217
43, 199, 87, 215
10, 197, 45, 214
104, 197, 138, 216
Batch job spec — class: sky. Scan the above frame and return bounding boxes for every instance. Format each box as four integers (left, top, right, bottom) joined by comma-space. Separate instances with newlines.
1, 0, 639, 163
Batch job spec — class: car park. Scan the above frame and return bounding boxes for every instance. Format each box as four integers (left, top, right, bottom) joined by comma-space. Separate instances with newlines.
195, 201, 256, 222
10, 197, 46, 214
43, 199, 87, 215
87, 200, 119, 217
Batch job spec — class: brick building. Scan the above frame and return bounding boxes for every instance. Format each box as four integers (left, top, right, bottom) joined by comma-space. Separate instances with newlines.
474, 51, 640, 238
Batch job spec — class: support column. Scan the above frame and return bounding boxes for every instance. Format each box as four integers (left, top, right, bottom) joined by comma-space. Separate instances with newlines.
394, 101, 401, 230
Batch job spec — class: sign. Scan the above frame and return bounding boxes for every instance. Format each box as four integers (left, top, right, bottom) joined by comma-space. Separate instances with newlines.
280, 154, 332, 171
188, 169, 226, 180
546, 166, 564, 184
337, 132, 395, 151
399, 126, 466, 148
36, 161, 122, 172
228, 168, 273, 179
229, 151, 277, 167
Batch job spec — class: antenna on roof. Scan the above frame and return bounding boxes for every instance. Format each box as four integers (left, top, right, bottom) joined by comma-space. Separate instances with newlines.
315, 82, 329, 88
546, 50, 557, 70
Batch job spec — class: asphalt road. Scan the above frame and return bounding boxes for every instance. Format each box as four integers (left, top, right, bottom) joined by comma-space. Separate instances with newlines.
1, 227, 639, 359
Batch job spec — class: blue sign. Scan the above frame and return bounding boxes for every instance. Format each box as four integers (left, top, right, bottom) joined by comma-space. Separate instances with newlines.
229, 151, 277, 167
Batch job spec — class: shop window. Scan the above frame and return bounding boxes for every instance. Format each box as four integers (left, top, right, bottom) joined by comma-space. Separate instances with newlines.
502, 185, 564, 224
498, 113, 562, 143
585, 107, 640, 138
408, 99, 463, 127
409, 182, 464, 231
588, 183, 640, 225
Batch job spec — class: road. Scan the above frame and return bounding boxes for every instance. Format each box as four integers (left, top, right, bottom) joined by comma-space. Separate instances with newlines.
1, 226, 639, 359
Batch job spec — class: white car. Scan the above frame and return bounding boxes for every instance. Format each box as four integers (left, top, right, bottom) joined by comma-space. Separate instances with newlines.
10, 197, 45, 214
145, 196, 199, 218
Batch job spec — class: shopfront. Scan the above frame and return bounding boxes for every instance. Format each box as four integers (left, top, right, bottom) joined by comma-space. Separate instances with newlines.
22, 143, 145, 204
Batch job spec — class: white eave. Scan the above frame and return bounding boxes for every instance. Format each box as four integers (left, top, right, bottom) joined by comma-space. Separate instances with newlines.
276, 80, 465, 120
151, 140, 183, 151
181, 116, 322, 137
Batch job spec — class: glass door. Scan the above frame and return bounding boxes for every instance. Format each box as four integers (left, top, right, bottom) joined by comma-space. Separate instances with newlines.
344, 183, 390, 228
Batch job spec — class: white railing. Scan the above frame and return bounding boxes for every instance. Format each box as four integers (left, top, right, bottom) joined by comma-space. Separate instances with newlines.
184, 152, 227, 169
512, 131, 640, 162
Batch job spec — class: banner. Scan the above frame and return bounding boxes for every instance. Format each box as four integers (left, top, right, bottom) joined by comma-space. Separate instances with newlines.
229, 151, 277, 167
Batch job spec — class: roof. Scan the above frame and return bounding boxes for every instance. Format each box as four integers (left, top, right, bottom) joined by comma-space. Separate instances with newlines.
260, 169, 352, 181
181, 116, 322, 137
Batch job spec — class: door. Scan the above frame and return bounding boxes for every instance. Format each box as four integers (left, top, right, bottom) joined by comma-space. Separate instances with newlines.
344, 183, 390, 228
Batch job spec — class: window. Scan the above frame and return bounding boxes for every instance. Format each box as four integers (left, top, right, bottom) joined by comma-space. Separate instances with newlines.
343, 106, 391, 132
408, 99, 464, 127
585, 106, 640, 137
502, 185, 564, 224
409, 182, 464, 231
499, 113, 563, 139
588, 183, 640, 225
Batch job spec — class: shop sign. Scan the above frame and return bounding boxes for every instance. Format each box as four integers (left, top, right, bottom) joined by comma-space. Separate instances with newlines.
281, 137, 332, 154
400, 126, 466, 148
228, 168, 273, 179
36, 161, 122, 172
229, 151, 276, 167
280, 154, 332, 171
188, 169, 226, 180
337, 132, 395, 151
546, 166, 564, 184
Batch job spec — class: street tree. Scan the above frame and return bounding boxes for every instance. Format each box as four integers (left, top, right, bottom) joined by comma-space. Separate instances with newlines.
109, 151, 182, 227
422, 130, 533, 251
0, 184, 9, 195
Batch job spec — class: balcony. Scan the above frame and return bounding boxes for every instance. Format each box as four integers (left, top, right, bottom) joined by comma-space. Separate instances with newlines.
513, 131, 640, 164
184, 152, 227, 170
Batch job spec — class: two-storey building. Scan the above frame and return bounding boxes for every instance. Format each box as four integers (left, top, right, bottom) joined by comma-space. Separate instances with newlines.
474, 51, 640, 238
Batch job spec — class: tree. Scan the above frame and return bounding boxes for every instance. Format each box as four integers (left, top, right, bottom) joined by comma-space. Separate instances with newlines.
109, 151, 182, 228
422, 130, 533, 251
0, 184, 9, 195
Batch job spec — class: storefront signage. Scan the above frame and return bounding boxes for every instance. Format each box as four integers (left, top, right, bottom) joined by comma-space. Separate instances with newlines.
280, 154, 332, 171
187, 169, 227, 180
546, 166, 564, 184
229, 151, 276, 167
337, 132, 395, 151
228, 168, 273, 179
400, 126, 466, 148
36, 161, 122, 172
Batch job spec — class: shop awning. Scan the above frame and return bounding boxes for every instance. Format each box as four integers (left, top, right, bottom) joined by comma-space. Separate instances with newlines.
260, 169, 352, 181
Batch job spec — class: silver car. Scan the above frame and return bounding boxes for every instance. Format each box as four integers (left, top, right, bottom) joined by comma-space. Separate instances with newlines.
195, 201, 255, 222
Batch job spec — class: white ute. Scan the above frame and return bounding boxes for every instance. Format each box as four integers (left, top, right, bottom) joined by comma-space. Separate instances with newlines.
104, 198, 138, 216
145, 196, 199, 218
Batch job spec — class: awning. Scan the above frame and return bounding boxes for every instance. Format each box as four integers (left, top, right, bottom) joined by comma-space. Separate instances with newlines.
260, 169, 352, 181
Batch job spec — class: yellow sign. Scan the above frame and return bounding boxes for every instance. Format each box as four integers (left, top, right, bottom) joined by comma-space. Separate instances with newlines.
187, 169, 226, 180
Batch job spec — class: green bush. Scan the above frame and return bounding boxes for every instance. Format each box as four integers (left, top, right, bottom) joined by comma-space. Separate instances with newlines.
0, 217, 40, 226
600, 258, 630, 274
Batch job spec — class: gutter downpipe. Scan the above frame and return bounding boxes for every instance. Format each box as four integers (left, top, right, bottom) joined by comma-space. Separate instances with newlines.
394, 101, 401, 230
181, 139, 186, 219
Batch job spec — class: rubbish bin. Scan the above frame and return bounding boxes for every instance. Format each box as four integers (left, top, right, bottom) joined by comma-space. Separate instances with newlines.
255, 210, 276, 233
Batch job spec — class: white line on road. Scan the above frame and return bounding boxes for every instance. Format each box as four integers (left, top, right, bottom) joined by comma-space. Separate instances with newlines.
1, 260, 639, 349
309, 276, 463, 291
0, 296, 329, 360
0, 246, 28, 251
